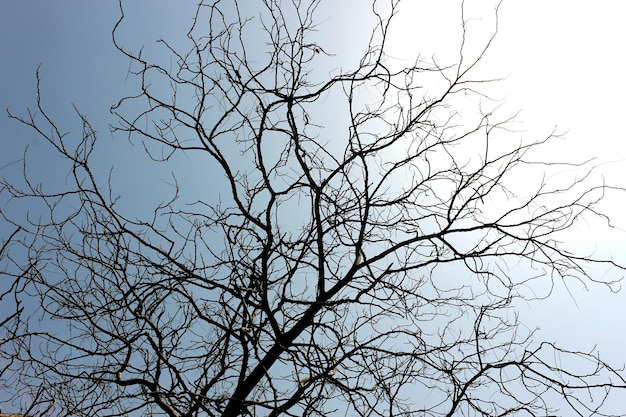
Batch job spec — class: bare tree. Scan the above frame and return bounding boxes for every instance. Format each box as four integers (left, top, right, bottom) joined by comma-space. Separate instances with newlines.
1, 0, 625, 416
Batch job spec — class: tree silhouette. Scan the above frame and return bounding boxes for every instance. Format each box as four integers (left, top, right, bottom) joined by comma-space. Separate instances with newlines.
1, 1, 625, 416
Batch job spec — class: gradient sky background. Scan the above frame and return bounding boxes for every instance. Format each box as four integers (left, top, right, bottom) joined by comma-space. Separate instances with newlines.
1, 0, 625, 413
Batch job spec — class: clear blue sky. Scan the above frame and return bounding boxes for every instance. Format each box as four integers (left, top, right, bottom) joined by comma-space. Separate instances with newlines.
1, 0, 625, 414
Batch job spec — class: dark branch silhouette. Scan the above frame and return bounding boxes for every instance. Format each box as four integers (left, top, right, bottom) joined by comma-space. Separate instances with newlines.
1, 1, 625, 416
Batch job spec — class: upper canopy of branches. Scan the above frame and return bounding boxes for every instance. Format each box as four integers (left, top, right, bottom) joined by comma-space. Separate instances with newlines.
1, 1, 624, 416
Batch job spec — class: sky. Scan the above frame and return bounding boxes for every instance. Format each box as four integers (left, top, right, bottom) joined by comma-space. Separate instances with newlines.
1, 0, 625, 414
